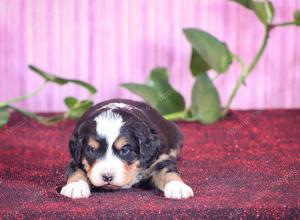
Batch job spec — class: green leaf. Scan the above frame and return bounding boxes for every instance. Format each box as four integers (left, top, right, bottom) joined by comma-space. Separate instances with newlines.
230, 0, 275, 24
0, 108, 10, 128
68, 100, 93, 119
294, 10, 300, 25
28, 65, 97, 94
29, 65, 68, 84
148, 67, 169, 83
64, 97, 79, 109
122, 68, 185, 115
148, 68, 185, 114
190, 48, 210, 76
252, 1, 275, 24
67, 79, 97, 94
189, 73, 221, 124
230, 0, 253, 9
183, 28, 232, 74
121, 84, 159, 104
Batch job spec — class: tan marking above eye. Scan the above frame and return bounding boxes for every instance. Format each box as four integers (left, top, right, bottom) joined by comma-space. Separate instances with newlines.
114, 136, 128, 150
88, 137, 100, 150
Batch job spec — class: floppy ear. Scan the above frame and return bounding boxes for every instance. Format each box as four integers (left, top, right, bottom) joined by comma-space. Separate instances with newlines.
69, 133, 83, 165
69, 119, 96, 165
131, 121, 163, 168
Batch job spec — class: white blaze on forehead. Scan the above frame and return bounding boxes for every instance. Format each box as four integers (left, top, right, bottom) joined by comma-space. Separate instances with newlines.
94, 110, 124, 147
94, 102, 138, 113
91, 110, 127, 187
102, 102, 134, 110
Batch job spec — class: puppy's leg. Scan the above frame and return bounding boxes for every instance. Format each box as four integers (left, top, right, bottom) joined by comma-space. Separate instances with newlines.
60, 161, 91, 199
151, 156, 194, 199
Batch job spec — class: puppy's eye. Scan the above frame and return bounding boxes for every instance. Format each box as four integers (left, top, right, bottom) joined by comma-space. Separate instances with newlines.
86, 145, 96, 153
120, 145, 131, 156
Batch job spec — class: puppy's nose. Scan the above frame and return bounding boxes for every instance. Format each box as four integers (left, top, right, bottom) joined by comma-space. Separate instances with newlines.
102, 173, 113, 182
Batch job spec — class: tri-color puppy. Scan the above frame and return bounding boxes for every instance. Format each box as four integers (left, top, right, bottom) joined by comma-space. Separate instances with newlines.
60, 99, 194, 199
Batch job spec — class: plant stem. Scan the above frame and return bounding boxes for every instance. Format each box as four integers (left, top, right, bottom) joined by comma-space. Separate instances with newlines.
232, 54, 247, 72
8, 105, 65, 125
223, 18, 297, 117
2, 81, 48, 106
222, 57, 249, 117
263, 0, 273, 24
222, 26, 270, 117
248, 27, 270, 73
231, 54, 248, 86
271, 21, 297, 28
8, 105, 42, 120
163, 110, 187, 121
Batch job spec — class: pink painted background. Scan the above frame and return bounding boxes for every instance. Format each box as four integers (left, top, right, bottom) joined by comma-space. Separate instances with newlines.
0, 0, 299, 112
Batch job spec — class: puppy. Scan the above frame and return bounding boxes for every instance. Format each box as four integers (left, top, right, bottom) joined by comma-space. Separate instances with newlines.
60, 99, 194, 199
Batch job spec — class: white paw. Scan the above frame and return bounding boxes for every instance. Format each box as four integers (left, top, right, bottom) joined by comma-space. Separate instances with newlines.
60, 180, 91, 199
164, 180, 194, 199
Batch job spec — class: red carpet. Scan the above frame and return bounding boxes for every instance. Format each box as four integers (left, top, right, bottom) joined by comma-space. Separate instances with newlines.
0, 110, 299, 219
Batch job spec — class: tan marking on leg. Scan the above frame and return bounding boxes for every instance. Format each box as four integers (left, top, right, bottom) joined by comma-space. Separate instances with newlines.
169, 149, 179, 158
152, 168, 182, 191
114, 136, 128, 150
157, 154, 170, 161
149, 154, 170, 169
144, 154, 172, 178
67, 169, 88, 184
88, 137, 100, 150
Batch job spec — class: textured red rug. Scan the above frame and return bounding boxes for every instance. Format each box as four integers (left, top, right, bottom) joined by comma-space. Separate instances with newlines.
0, 110, 299, 219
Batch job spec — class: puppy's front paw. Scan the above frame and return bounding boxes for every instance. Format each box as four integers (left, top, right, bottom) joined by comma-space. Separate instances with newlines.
60, 180, 91, 199
164, 180, 194, 199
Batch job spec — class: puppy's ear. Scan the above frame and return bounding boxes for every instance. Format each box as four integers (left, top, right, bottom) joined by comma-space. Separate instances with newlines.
69, 133, 83, 165
131, 121, 163, 168
69, 119, 96, 165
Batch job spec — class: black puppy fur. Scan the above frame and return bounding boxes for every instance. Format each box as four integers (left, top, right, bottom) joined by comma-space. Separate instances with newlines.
61, 99, 194, 199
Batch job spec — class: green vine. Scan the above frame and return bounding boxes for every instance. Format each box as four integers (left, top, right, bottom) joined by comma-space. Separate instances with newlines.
0, 65, 97, 128
1, 1, 299, 128
122, 0, 300, 124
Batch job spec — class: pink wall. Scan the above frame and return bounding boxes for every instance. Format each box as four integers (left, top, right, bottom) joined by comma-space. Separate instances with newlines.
0, 0, 299, 112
